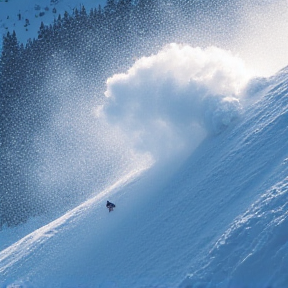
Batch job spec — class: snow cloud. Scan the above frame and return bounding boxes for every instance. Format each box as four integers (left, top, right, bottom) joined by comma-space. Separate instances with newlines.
103, 44, 253, 161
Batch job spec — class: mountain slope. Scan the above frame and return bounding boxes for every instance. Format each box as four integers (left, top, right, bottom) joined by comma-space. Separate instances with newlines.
180, 67, 288, 287
0, 66, 288, 288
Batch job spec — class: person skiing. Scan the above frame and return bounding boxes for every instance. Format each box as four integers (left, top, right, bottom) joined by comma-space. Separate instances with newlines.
106, 200, 116, 212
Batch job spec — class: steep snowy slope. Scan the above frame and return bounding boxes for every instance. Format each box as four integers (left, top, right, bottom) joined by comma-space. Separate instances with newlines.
180, 67, 288, 288
0, 62, 287, 288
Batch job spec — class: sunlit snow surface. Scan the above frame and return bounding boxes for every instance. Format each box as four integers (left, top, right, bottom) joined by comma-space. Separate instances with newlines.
180, 67, 288, 288
0, 163, 151, 276
1, 57, 288, 288
1, 0, 288, 287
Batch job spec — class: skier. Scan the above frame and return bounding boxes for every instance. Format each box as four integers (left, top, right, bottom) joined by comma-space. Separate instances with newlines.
106, 200, 116, 212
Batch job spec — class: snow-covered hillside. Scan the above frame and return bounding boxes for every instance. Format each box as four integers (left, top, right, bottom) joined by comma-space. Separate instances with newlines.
1, 0, 288, 287
0, 48, 287, 287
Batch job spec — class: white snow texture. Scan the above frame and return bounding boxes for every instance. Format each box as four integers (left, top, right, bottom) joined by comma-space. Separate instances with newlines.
1, 0, 288, 287
1, 45, 288, 288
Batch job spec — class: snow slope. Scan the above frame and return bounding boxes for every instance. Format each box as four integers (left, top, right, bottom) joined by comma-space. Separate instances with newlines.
180, 67, 288, 288
0, 59, 287, 287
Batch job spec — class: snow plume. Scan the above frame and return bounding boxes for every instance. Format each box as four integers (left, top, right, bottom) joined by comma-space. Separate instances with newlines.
235, 0, 288, 77
29, 53, 152, 216
103, 44, 253, 161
